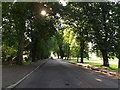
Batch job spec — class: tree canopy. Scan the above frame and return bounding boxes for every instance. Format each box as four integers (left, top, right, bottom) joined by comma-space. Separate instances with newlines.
2, 1, 120, 68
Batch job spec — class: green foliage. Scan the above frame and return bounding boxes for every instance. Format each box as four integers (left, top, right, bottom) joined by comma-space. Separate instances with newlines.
2, 2, 120, 68
2, 2, 62, 64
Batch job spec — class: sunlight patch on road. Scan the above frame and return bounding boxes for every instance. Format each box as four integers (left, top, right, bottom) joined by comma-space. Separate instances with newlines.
95, 78, 102, 82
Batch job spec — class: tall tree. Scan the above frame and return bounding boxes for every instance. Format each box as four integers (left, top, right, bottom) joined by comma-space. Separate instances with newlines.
87, 2, 115, 66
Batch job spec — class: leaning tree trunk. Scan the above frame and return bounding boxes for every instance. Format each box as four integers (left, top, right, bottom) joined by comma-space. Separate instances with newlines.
100, 49, 109, 67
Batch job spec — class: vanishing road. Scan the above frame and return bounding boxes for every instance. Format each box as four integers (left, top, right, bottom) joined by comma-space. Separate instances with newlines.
15, 59, 118, 88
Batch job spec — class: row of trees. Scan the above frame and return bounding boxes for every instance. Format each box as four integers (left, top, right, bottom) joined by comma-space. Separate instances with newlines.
52, 2, 120, 68
2, 1, 120, 68
2, 2, 63, 65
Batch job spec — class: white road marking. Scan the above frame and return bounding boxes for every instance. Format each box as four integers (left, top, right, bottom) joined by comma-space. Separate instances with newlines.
4, 60, 48, 89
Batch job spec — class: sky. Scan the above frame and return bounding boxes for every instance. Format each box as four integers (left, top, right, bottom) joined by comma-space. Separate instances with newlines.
12, 0, 120, 3
60, 0, 67, 6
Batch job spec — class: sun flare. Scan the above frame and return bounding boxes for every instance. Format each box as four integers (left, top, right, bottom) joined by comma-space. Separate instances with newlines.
41, 10, 46, 16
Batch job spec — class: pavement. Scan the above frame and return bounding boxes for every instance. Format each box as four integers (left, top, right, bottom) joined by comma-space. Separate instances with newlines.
2, 59, 48, 89
13, 59, 118, 88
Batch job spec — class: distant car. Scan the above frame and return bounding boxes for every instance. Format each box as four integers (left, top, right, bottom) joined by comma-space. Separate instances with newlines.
51, 57, 53, 59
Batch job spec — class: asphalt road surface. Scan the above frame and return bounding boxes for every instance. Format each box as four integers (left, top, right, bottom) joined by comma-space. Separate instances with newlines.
15, 59, 118, 88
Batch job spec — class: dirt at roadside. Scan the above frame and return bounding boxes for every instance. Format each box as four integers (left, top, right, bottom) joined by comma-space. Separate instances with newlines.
2, 59, 48, 88
69, 61, 120, 79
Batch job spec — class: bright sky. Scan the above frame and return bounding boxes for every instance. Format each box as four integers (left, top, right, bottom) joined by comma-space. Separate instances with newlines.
60, 0, 67, 6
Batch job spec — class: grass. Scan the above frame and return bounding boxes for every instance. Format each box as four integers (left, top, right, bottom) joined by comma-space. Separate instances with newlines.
84, 62, 102, 66
2, 64, 18, 68
109, 64, 120, 70
71, 57, 119, 62
3, 60, 35, 68
23, 59, 43, 65
2, 58, 45, 68
23, 60, 34, 65
68, 58, 120, 70
84, 62, 119, 70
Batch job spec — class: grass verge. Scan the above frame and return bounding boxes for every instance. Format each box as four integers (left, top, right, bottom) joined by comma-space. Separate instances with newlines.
2, 60, 40, 67
68, 59, 120, 70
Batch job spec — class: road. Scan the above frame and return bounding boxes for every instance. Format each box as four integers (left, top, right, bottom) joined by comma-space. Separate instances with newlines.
15, 59, 118, 88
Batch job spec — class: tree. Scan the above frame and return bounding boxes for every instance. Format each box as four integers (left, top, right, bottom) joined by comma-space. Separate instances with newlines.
2, 2, 60, 64
111, 2, 120, 68
60, 2, 90, 63
87, 2, 115, 66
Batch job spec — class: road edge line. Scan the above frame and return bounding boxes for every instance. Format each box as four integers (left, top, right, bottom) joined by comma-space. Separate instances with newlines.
4, 59, 48, 89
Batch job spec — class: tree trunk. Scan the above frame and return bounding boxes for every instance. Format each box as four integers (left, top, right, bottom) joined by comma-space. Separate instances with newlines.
118, 56, 120, 68
57, 52, 59, 59
80, 40, 84, 63
80, 49, 83, 63
101, 49, 109, 67
58, 56, 59, 59
31, 38, 38, 62
31, 48, 36, 62
77, 52, 79, 62
16, 26, 24, 65
67, 45, 70, 60
59, 46, 64, 59
77, 58, 79, 62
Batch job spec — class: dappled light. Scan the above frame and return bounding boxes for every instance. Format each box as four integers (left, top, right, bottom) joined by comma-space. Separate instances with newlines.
2, 1, 120, 89
2, 1, 120, 68
95, 78, 103, 82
